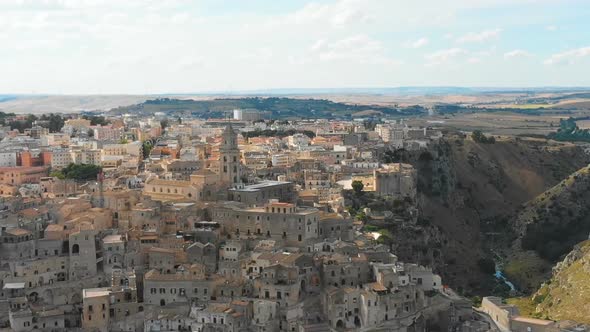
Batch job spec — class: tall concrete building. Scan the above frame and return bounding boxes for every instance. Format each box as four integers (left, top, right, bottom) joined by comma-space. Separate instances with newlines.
219, 124, 241, 187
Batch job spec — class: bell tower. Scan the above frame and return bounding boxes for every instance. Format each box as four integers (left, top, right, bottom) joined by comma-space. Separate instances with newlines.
219, 123, 241, 186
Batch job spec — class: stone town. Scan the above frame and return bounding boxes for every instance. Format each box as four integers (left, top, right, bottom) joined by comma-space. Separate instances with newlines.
0, 113, 570, 331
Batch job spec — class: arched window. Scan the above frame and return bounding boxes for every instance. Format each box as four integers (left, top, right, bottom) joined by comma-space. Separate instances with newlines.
71, 244, 79, 254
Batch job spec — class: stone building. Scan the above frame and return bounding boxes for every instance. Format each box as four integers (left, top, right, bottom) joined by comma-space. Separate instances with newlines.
0, 166, 49, 186
69, 223, 99, 280
82, 270, 143, 332
373, 163, 417, 200
227, 180, 296, 206
219, 124, 241, 187
212, 200, 320, 249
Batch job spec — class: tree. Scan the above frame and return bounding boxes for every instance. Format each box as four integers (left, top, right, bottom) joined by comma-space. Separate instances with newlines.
82, 115, 109, 126
142, 141, 154, 159
49, 171, 65, 180
40, 113, 65, 133
54, 163, 102, 181
356, 211, 369, 222
160, 119, 169, 130
352, 180, 364, 195
471, 130, 495, 144
87, 129, 94, 137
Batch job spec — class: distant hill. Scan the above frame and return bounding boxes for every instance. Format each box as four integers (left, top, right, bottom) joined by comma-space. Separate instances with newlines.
108, 97, 426, 119
0, 95, 16, 102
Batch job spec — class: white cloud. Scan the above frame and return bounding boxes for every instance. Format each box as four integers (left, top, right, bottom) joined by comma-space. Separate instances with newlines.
238, 48, 274, 62
310, 40, 325, 51
313, 34, 401, 65
544, 46, 590, 65
503, 49, 533, 59
289, 0, 370, 28
0, 0, 588, 93
546, 25, 557, 31
405, 37, 429, 48
424, 48, 467, 66
456, 28, 501, 43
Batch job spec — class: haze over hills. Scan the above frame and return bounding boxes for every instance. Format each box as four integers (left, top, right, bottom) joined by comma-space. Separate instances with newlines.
2, 87, 590, 114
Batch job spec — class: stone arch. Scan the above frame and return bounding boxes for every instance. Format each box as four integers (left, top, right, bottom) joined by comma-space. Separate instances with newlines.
27, 291, 39, 303
336, 320, 344, 329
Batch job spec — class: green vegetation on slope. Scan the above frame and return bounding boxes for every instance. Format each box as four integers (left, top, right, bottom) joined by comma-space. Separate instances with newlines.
109, 97, 427, 119
507, 165, 590, 292
471, 130, 496, 144
520, 166, 590, 260
509, 241, 590, 324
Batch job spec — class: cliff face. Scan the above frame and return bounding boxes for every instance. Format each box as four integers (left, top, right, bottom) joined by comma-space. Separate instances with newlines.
379, 135, 588, 295
506, 165, 590, 292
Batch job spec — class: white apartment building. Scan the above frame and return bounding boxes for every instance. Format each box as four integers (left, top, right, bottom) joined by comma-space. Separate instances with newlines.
0, 152, 18, 167
50, 149, 73, 169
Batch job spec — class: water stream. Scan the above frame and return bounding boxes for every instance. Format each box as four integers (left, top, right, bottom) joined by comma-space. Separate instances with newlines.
494, 267, 516, 291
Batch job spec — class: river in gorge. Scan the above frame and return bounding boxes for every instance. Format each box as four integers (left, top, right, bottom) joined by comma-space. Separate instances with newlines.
494, 265, 516, 292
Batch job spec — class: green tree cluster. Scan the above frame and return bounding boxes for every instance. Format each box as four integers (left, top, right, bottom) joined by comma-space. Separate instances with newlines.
82, 115, 109, 126
471, 130, 496, 144
547, 117, 590, 143
52, 163, 102, 181
351, 180, 364, 195
40, 114, 65, 132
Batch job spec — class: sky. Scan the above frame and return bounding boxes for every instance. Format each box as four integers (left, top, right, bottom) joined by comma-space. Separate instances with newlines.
1, 0, 590, 94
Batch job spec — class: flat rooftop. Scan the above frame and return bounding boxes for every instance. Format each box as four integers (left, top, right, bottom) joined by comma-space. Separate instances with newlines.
83, 288, 111, 298
229, 180, 292, 192
103, 234, 124, 244
512, 316, 554, 326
